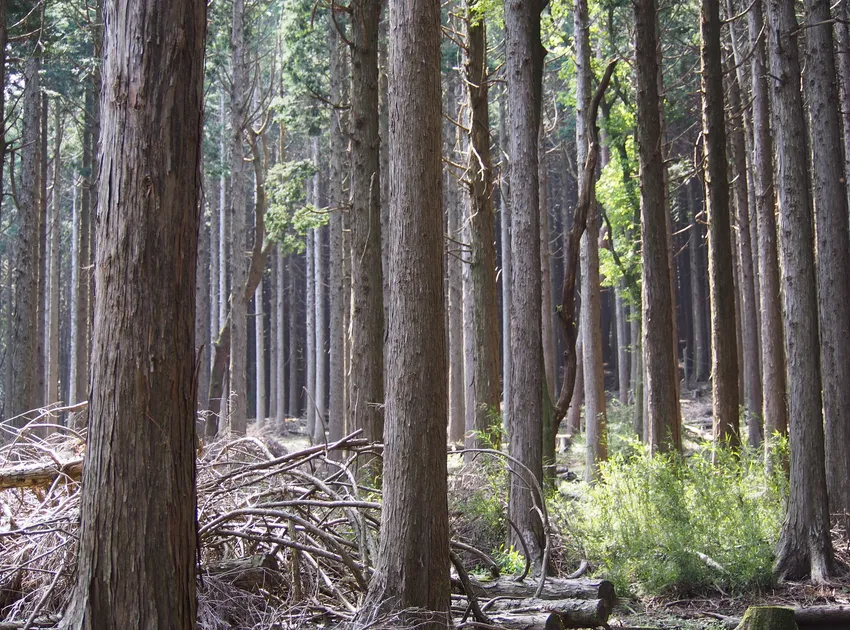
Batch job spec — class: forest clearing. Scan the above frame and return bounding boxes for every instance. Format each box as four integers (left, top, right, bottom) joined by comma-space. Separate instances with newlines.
2, 0, 850, 626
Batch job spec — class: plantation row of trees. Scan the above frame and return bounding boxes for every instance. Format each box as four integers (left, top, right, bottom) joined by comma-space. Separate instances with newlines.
1, 0, 849, 624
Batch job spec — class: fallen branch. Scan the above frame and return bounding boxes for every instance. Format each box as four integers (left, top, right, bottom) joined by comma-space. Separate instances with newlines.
0, 459, 83, 490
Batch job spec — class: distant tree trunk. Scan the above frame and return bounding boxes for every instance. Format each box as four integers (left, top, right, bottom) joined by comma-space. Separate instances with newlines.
275, 248, 287, 423
268, 258, 277, 422
616, 285, 629, 404
498, 92, 512, 435
36, 96, 48, 412
314, 222, 326, 442
197, 199, 211, 413
635, 0, 681, 453
701, 0, 739, 444
802, 0, 850, 540
567, 335, 584, 435
576, 0, 607, 480
328, 12, 348, 443
59, 0, 204, 625
447, 105, 466, 444
288, 256, 300, 418
686, 182, 706, 385
254, 278, 265, 423
228, 0, 249, 435
505, 0, 547, 569
748, 0, 787, 449
767, 0, 835, 582
209, 179, 220, 412
305, 231, 315, 427
358, 0, 449, 622
349, 0, 385, 446
462, 1, 501, 449
540, 135, 555, 399
219, 87, 229, 349
726, 67, 762, 445
9, 55, 41, 423
47, 103, 62, 407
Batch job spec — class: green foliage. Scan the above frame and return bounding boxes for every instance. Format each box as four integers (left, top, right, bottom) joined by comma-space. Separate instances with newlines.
554, 439, 789, 597
265, 159, 326, 254
492, 544, 526, 576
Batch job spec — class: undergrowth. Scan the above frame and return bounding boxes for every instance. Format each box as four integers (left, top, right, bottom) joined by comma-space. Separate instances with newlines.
554, 432, 789, 597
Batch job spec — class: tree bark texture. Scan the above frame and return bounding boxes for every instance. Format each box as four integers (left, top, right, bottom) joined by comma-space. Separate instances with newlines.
635, 0, 681, 453
349, 0, 385, 446
499, 92, 512, 436
766, 0, 835, 581
47, 103, 62, 408
60, 0, 205, 626
360, 0, 450, 623
701, 0, 740, 445
505, 0, 547, 569
802, 0, 850, 537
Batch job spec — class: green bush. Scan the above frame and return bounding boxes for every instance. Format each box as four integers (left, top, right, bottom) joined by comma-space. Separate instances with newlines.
553, 438, 788, 597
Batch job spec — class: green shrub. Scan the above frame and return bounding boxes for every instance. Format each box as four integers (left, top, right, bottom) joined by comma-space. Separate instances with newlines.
553, 437, 788, 597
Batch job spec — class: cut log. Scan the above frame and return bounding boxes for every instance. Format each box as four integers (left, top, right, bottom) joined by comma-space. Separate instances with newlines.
735, 606, 797, 630
484, 609, 603, 629
719, 604, 850, 630
203, 553, 280, 591
485, 597, 609, 628
0, 459, 83, 490
467, 576, 615, 607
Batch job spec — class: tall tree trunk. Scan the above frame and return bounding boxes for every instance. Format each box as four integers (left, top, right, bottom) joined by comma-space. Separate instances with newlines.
219, 88, 229, 352
835, 1, 850, 209
328, 12, 348, 443
635, 0, 681, 452
505, 0, 547, 569
359, 0, 449, 622
9, 55, 41, 423
767, 0, 835, 582
209, 176, 220, 412
748, 0, 787, 449
314, 221, 326, 442
616, 285, 629, 404
349, 0, 385, 446
47, 102, 62, 407
197, 197, 211, 414
59, 0, 205, 625
576, 0, 607, 480
275, 248, 287, 423
462, 2, 501, 448
499, 92, 512, 435
305, 232, 316, 428
228, 0, 249, 435
447, 103, 466, 444
254, 278, 265, 422
726, 66, 762, 445
701, 0, 739, 444
288, 256, 300, 418
36, 95, 47, 412
540, 135, 555, 399
802, 0, 850, 540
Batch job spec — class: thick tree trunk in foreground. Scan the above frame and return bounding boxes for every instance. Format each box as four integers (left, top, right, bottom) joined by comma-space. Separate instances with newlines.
349, 0, 385, 447
634, 0, 680, 453
359, 0, 449, 623
766, 0, 834, 581
802, 0, 850, 538
505, 0, 547, 569
59, 0, 205, 626
9, 55, 41, 424
701, 0, 739, 445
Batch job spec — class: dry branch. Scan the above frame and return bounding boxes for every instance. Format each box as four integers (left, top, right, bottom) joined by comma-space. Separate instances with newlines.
0, 460, 82, 490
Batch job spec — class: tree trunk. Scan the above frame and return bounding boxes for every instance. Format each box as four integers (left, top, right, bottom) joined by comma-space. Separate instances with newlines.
349, 0, 385, 447
567, 336, 584, 435
197, 196, 211, 414
228, 0, 249, 436
801, 0, 850, 541
505, 0, 547, 569
59, 0, 204, 625
288, 256, 300, 418
616, 284, 629, 404
499, 92, 512, 436
328, 12, 348, 443
218, 88, 229, 354
359, 0, 450, 622
701, 0, 740, 445
275, 248, 287, 423
36, 96, 48, 412
209, 176, 220, 412
462, 3, 501, 449
835, 1, 850, 211
686, 183, 707, 386
576, 0, 607, 481
305, 231, 316, 428
748, 0, 787, 449
9, 55, 41, 423
634, 0, 680, 452
254, 278, 265, 423
47, 102, 62, 408
766, 0, 835, 581
314, 221, 326, 442
540, 134, 556, 399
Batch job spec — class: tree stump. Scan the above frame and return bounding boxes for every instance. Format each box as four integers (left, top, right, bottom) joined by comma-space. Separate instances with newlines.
736, 606, 797, 630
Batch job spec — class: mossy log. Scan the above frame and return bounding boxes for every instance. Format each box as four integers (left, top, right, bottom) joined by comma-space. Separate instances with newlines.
735, 606, 797, 630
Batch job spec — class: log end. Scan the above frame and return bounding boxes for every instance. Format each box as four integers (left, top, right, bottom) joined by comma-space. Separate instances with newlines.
735, 606, 798, 630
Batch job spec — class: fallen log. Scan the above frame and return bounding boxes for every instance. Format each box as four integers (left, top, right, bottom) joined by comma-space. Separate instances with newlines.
485, 597, 609, 628
467, 577, 615, 608
203, 553, 281, 591
710, 604, 850, 630
0, 458, 83, 490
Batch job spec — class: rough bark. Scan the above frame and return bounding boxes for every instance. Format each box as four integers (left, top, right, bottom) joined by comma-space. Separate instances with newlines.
59, 0, 205, 625
314, 223, 326, 441
305, 232, 316, 428
836, 1, 850, 210
288, 256, 300, 418
254, 278, 265, 422
505, 0, 547, 569
766, 0, 835, 581
802, 0, 850, 539
499, 92, 512, 435
209, 177, 220, 411
9, 55, 41, 423
36, 96, 47, 412
197, 197, 211, 414
701, 0, 740, 445
462, 4, 501, 450
635, 0, 681, 452
47, 102, 62, 408
228, 0, 249, 436
275, 247, 287, 423
540, 136, 556, 399
358, 0, 449, 622
748, 0, 787, 448
349, 0, 385, 446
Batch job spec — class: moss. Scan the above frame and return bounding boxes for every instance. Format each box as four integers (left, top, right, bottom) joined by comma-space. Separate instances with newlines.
735, 606, 797, 630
